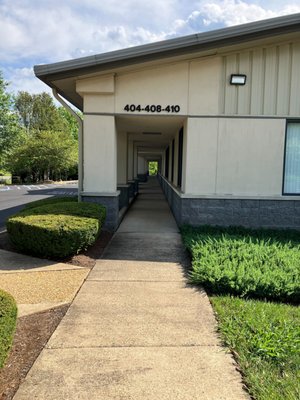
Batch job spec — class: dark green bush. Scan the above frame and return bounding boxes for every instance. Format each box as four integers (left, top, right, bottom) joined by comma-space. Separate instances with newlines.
6, 201, 106, 258
0, 290, 17, 368
181, 225, 300, 303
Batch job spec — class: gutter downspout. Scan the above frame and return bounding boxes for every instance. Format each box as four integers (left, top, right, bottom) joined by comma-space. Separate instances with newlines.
52, 89, 83, 201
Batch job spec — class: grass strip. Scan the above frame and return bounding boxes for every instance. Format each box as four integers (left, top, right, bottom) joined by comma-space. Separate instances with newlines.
211, 296, 300, 400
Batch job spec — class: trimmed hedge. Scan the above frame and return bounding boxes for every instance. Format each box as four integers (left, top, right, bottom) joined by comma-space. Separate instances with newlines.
24, 196, 77, 210
0, 290, 17, 368
6, 201, 106, 258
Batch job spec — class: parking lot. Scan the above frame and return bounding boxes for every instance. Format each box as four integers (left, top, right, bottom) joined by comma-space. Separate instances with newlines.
0, 184, 78, 231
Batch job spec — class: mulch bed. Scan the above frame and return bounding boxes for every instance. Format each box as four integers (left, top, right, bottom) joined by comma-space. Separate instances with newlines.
0, 230, 113, 399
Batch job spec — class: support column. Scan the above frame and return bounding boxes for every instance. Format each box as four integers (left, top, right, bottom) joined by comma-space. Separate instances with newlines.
138, 155, 148, 182
168, 140, 172, 183
127, 138, 134, 181
133, 143, 138, 179
81, 114, 119, 231
173, 132, 179, 187
117, 130, 128, 185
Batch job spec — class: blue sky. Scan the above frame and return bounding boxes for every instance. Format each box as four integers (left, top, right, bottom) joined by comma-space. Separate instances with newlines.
1, 0, 300, 94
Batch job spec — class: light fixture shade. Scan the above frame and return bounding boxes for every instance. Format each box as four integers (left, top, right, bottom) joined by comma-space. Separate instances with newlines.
230, 74, 247, 85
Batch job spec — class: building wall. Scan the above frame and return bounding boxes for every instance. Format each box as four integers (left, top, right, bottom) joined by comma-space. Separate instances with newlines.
107, 37, 300, 117
221, 41, 300, 116
76, 34, 300, 230
184, 117, 286, 196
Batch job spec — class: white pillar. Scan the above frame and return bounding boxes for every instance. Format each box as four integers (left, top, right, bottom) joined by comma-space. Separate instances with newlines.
117, 130, 127, 184
181, 119, 188, 193
168, 141, 172, 182
138, 156, 143, 174
173, 132, 179, 186
83, 115, 117, 193
133, 144, 138, 179
127, 138, 134, 181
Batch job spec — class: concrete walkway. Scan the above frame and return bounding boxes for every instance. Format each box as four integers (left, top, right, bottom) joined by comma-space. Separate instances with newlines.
14, 178, 248, 400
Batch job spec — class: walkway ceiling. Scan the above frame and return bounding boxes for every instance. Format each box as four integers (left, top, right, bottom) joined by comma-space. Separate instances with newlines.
116, 115, 184, 156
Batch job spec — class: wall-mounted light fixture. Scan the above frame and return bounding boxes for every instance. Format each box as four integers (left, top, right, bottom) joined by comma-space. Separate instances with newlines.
230, 74, 247, 85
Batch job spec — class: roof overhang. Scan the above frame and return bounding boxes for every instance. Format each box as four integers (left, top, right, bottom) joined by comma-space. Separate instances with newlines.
34, 13, 300, 110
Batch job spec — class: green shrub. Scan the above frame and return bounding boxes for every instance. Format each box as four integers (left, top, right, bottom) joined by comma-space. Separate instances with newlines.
181, 225, 300, 303
6, 201, 106, 258
0, 290, 17, 368
24, 196, 77, 210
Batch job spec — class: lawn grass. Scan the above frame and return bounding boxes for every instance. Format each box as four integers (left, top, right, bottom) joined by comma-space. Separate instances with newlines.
0, 290, 17, 368
180, 225, 300, 399
211, 296, 300, 400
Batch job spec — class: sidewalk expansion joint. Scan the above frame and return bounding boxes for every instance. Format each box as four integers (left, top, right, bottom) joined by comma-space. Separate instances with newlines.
46, 344, 220, 350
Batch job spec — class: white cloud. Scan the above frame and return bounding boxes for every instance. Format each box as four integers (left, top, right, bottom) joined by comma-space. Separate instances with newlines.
1, 0, 300, 95
4, 67, 51, 95
175, 0, 300, 32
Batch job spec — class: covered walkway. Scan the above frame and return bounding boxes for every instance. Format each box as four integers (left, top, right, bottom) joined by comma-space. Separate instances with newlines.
14, 178, 248, 400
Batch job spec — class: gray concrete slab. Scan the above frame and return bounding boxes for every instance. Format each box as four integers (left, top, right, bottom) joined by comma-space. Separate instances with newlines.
0, 249, 54, 270
0, 249, 84, 272
47, 281, 219, 348
89, 259, 188, 281
13, 347, 248, 400
118, 187, 178, 233
14, 177, 249, 399
18, 302, 69, 317
103, 233, 189, 262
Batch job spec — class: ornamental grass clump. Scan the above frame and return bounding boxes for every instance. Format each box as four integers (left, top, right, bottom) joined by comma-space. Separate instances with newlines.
6, 200, 106, 258
181, 226, 300, 303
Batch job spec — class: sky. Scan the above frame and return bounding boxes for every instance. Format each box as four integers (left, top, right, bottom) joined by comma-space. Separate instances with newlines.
1, 0, 300, 95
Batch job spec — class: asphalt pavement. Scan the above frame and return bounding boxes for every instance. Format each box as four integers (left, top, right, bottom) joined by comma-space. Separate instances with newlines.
0, 183, 78, 231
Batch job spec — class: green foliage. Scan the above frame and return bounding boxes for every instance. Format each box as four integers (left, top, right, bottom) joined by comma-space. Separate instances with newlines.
57, 106, 81, 140
14, 91, 68, 132
148, 161, 158, 176
181, 225, 300, 303
6, 201, 106, 258
24, 196, 77, 210
10, 90, 80, 182
0, 72, 25, 169
0, 290, 17, 368
211, 296, 300, 400
7, 129, 78, 182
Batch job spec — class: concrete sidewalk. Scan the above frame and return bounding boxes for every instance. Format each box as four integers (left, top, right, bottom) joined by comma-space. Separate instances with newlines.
14, 178, 248, 399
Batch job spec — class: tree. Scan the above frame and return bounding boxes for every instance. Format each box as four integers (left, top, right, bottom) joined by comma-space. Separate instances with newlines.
0, 72, 25, 170
14, 92, 69, 133
57, 106, 81, 140
8, 130, 78, 182
149, 161, 158, 176
14, 91, 34, 132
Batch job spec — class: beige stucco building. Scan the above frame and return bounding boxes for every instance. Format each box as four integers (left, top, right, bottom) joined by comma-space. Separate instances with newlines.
35, 13, 300, 230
